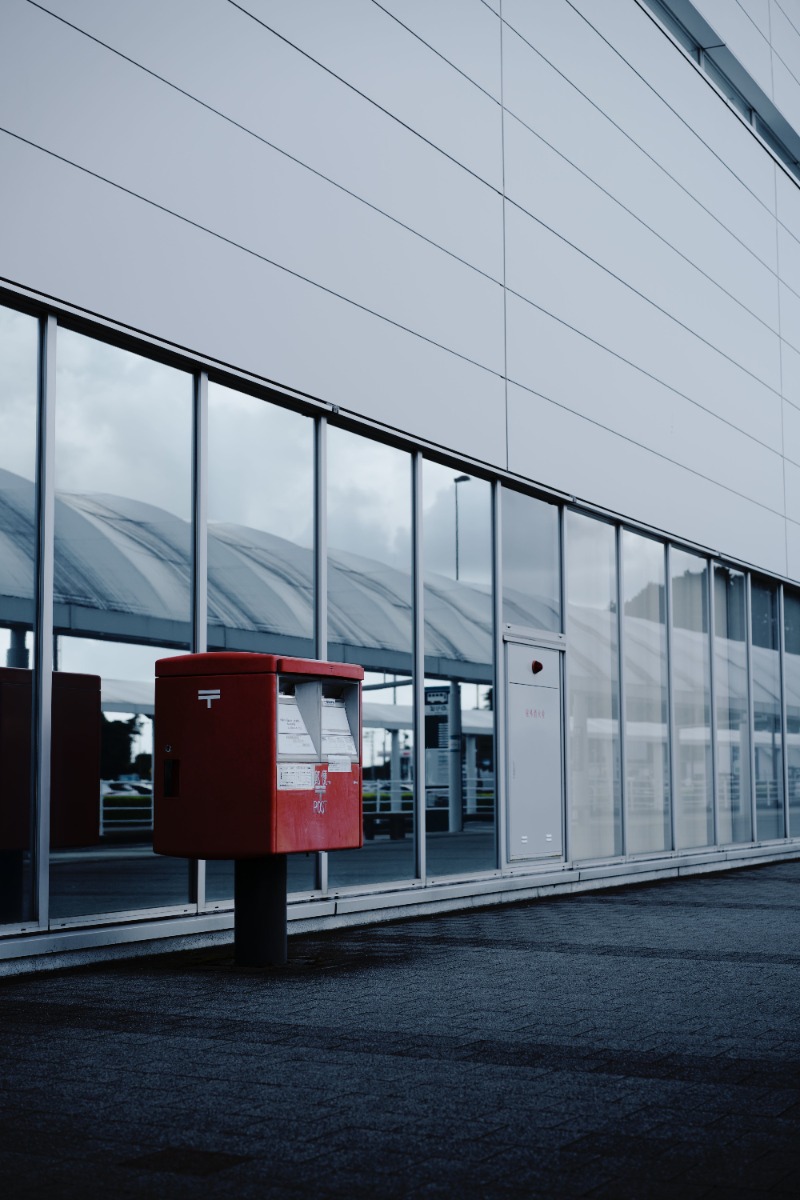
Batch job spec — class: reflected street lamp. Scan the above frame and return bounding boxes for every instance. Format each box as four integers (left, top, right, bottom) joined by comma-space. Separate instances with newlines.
454, 474, 470, 580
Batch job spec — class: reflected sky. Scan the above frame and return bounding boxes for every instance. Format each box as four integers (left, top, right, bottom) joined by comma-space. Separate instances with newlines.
423, 459, 491, 587
208, 382, 313, 545
56, 329, 192, 520
328, 426, 411, 569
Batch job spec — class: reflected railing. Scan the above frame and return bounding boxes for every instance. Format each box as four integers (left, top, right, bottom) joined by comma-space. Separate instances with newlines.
99, 782, 154, 837
362, 776, 495, 840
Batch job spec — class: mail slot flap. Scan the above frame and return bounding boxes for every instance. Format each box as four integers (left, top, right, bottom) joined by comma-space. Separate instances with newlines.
506, 644, 561, 688
277, 677, 361, 761
321, 694, 358, 758
278, 657, 363, 680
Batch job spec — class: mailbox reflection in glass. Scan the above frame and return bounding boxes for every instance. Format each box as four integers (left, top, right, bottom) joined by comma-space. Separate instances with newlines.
154, 653, 363, 858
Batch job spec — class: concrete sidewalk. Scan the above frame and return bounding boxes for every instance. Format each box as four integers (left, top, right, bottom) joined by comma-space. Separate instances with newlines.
1, 861, 799, 1198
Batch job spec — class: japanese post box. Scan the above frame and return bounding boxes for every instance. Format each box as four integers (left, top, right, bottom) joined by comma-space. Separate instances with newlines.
153, 653, 363, 859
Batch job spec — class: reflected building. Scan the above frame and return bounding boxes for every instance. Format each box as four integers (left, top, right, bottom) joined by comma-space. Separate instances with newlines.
2, 0, 800, 961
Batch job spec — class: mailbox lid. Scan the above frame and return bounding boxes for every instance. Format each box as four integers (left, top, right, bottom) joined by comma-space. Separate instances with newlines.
156, 654, 364, 680
277, 657, 363, 680
156, 652, 279, 677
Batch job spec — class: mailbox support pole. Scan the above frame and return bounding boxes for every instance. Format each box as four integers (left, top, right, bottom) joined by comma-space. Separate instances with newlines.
234, 855, 288, 967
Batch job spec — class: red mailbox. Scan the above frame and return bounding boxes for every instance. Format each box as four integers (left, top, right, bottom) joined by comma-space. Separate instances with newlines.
153, 652, 363, 859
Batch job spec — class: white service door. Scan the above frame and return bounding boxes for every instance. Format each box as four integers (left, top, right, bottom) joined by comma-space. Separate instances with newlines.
506, 643, 563, 860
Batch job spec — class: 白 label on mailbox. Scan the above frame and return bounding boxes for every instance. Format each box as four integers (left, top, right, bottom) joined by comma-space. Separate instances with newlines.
321, 697, 356, 756
277, 762, 315, 790
278, 696, 315, 756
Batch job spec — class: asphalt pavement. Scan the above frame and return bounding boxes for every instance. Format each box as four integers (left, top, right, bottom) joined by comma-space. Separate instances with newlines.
1, 860, 799, 1198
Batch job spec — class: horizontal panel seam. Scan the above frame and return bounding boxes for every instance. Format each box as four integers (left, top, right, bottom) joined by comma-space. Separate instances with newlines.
563, 0, 776, 218
506, 285, 784, 457
771, 31, 800, 95
777, 224, 800, 309
0, 125, 505, 380
505, 109, 780, 337
506, 190, 783, 395
776, 0, 800, 42
507, 375, 787, 520
226, 0, 503, 193
25, 0, 504, 289
502, 14, 779, 277
367, 0, 502, 103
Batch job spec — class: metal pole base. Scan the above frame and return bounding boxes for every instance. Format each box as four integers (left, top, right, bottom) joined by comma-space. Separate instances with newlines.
234, 854, 288, 967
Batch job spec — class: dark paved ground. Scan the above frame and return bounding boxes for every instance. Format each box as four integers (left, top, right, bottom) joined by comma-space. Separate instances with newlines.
2, 860, 800, 1199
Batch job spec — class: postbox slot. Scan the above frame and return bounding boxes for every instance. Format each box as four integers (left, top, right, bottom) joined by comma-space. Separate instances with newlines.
163, 758, 180, 798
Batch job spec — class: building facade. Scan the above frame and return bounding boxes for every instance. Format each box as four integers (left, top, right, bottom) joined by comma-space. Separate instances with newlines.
2, 0, 800, 965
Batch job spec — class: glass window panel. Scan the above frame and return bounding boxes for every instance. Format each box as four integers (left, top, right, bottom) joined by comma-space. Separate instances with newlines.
0, 305, 38, 925
205, 383, 316, 901
785, 590, 800, 838
51, 330, 193, 919
423, 462, 495, 876
566, 513, 622, 860
714, 567, 752, 843
671, 549, 713, 848
623, 531, 671, 853
327, 427, 416, 886
501, 488, 560, 632
751, 578, 784, 839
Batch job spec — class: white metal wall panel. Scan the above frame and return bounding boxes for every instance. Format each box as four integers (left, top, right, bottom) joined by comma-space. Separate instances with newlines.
777, 223, 800, 300
33, 0, 504, 281
787, 519, 800, 579
688, 0, 775, 99
741, 0, 774, 39
771, 2, 800, 107
783, 459, 800, 522
774, 2, 800, 93
503, 0, 778, 266
504, 114, 782, 375
505, 293, 785, 514
573, 0, 776, 207
0, 3, 504, 376
0, 134, 507, 470
777, 165, 800, 244
506, 382, 788, 577
231, 0, 504, 189
371, 0, 502, 99
773, 57, 800, 141
502, 22, 778, 292
783, 402, 800, 480
505, 94, 778, 333
779, 283, 800, 356
781, 343, 800, 407
505, 204, 784, 443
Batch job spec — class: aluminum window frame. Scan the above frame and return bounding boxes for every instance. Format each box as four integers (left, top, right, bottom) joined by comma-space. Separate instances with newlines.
33, 313, 56, 930
4, 287, 800, 952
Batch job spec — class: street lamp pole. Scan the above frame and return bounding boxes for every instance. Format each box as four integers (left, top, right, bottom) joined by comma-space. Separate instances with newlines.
454, 474, 470, 580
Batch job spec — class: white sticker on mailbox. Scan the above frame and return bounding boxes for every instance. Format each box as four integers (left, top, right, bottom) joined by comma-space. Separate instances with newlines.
327, 756, 351, 773
277, 762, 315, 790
321, 697, 357, 757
